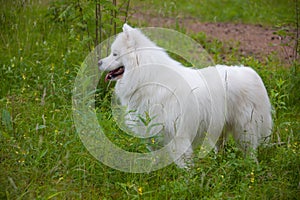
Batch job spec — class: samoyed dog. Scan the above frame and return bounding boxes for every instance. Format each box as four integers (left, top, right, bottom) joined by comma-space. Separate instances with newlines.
98, 24, 272, 168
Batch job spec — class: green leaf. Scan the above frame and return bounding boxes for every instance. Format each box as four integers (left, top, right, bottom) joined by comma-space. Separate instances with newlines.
2, 109, 13, 131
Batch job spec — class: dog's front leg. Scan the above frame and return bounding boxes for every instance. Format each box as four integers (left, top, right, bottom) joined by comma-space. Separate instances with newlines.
169, 137, 194, 169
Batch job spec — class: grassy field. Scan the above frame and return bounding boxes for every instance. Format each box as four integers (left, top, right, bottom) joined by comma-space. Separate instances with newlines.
0, 0, 299, 199
135, 0, 295, 25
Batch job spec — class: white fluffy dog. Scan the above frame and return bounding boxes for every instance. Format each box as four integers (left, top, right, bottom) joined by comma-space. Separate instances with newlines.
98, 24, 272, 168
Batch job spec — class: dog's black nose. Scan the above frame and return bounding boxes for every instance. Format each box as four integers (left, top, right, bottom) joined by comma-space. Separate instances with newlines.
98, 60, 102, 67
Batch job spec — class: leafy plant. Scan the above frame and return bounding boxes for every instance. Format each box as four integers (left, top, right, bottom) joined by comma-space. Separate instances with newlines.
47, 0, 131, 50
270, 78, 289, 119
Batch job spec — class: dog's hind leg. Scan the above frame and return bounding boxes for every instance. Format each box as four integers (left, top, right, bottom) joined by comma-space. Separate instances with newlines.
231, 104, 261, 164
169, 137, 194, 169
232, 108, 259, 153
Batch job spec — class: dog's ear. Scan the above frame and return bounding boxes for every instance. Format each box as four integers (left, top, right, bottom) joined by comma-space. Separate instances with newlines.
122, 23, 135, 46
123, 23, 133, 32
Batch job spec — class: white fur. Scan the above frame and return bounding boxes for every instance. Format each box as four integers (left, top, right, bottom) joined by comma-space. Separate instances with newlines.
99, 24, 272, 168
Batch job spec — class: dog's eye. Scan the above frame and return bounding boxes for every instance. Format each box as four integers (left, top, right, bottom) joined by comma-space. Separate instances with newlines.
113, 53, 118, 56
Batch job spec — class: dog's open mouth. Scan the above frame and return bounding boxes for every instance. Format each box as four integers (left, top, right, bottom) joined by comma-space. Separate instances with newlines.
105, 66, 125, 81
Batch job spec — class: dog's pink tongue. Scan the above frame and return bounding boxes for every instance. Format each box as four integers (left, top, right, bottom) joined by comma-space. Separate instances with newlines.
105, 73, 111, 82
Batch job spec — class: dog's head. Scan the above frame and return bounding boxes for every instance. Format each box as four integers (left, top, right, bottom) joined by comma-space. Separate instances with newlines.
98, 24, 155, 81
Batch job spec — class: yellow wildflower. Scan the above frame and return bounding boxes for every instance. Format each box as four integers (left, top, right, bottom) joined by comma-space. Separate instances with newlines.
250, 170, 255, 183
18, 157, 25, 163
138, 187, 143, 195
151, 138, 155, 144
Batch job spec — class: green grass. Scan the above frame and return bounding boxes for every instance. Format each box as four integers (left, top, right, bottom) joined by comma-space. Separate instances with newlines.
136, 0, 295, 25
1, 0, 299, 199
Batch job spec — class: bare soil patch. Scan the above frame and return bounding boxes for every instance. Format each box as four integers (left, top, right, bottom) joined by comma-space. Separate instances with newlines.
131, 14, 296, 64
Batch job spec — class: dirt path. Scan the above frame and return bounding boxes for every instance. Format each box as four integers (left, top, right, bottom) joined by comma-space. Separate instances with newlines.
131, 14, 296, 64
